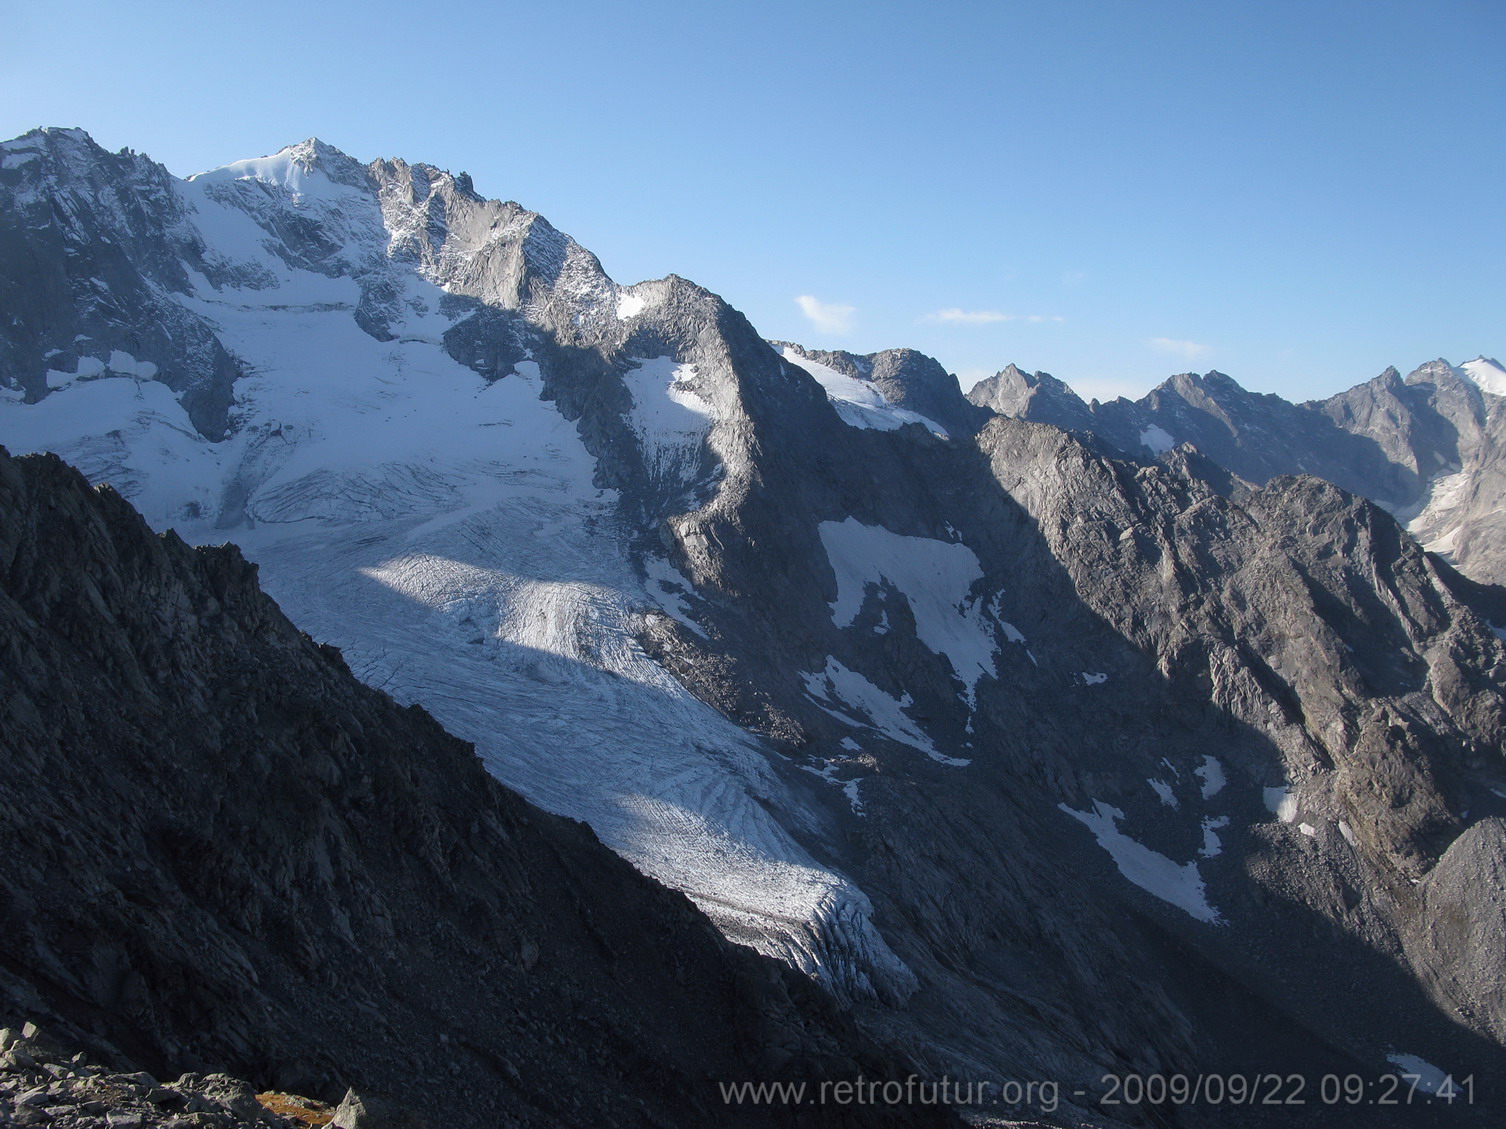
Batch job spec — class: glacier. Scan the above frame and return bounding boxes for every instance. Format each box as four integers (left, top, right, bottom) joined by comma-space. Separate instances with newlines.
0, 135, 915, 1003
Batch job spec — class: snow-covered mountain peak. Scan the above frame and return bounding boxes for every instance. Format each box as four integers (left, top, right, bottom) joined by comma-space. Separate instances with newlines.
0, 128, 928, 1003
188, 137, 370, 198
1461, 355, 1506, 397
8, 126, 1506, 1105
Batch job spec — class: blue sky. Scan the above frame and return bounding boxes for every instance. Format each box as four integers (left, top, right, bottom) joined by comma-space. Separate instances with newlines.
3, 0, 1500, 401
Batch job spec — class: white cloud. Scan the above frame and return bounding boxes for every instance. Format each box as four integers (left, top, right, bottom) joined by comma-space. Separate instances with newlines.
1147, 337, 1212, 361
930, 308, 1011, 324
927, 309, 1065, 325
795, 295, 856, 334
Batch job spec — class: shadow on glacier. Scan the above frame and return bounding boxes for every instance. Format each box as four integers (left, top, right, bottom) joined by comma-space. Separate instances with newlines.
234, 511, 919, 1007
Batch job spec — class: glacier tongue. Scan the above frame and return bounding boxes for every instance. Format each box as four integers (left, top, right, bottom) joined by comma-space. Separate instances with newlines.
227, 502, 912, 1002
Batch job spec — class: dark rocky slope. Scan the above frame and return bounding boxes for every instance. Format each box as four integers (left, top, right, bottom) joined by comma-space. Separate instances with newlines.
0, 445, 954, 1129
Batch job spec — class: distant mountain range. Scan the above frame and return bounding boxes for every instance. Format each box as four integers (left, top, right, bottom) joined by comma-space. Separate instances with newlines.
970, 355, 1506, 586
1, 126, 1502, 1127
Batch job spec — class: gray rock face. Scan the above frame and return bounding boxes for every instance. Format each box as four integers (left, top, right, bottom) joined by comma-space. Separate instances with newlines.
1413, 819, 1506, 1044
652, 388, 1506, 1123
0, 129, 245, 437
2, 128, 1505, 1128
966, 364, 1097, 435
0, 446, 952, 1129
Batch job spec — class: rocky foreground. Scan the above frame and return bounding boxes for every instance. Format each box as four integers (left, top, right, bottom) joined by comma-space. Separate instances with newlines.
1, 1020, 346, 1129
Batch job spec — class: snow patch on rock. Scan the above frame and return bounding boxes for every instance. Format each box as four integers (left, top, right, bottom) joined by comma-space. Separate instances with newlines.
780, 346, 948, 435
1460, 356, 1506, 399
1195, 755, 1226, 799
801, 657, 968, 766
1200, 816, 1230, 858
643, 554, 707, 639
1059, 800, 1221, 923
1140, 424, 1177, 454
1264, 786, 1299, 823
1385, 1053, 1452, 1095
622, 356, 716, 493
818, 517, 997, 699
